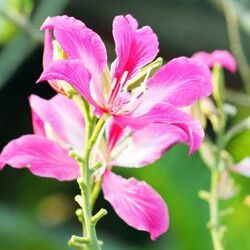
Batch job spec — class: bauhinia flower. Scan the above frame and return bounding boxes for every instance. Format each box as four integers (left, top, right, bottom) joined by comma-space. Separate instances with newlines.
0, 94, 82, 181
190, 50, 237, 131
1, 15, 215, 247
192, 50, 237, 73
37, 14, 213, 154
100, 119, 189, 239
0, 94, 172, 240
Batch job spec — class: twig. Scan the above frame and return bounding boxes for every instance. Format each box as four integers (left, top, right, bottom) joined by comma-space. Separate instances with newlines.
221, 0, 250, 94
223, 117, 250, 146
208, 123, 225, 250
0, 9, 42, 44
225, 89, 250, 107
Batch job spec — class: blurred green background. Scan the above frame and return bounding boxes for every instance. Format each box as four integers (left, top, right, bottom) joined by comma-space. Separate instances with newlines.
0, 0, 250, 249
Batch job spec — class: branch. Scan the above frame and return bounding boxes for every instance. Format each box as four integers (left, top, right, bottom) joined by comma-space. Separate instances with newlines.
220, 0, 250, 94
0, 9, 42, 44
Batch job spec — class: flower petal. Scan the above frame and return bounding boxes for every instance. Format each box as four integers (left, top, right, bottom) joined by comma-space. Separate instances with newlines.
41, 15, 107, 76
29, 94, 85, 153
31, 107, 46, 136
112, 124, 187, 167
106, 118, 125, 152
114, 103, 204, 154
0, 135, 79, 181
192, 50, 237, 73
37, 59, 100, 110
43, 29, 53, 68
102, 170, 169, 240
141, 57, 212, 110
230, 158, 250, 177
111, 14, 159, 83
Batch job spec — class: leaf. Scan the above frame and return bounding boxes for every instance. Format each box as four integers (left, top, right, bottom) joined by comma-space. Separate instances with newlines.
0, 0, 69, 90
226, 130, 250, 162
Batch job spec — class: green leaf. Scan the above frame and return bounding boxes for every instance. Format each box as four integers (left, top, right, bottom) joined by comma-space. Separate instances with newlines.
0, 0, 69, 90
226, 130, 250, 162
0, 0, 34, 45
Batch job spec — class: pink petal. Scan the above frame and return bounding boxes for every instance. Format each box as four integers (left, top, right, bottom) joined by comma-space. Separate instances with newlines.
0, 135, 79, 181
41, 29, 68, 94
106, 118, 125, 152
29, 94, 85, 153
0, 160, 4, 170
114, 103, 204, 154
31, 108, 46, 136
192, 50, 237, 73
43, 29, 53, 69
37, 59, 99, 110
230, 158, 250, 177
112, 124, 187, 167
111, 14, 159, 83
102, 170, 169, 240
41, 15, 107, 76
141, 57, 212, 110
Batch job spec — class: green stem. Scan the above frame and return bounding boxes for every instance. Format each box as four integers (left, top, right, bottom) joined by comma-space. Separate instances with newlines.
0, 9, 42, 44
223, 117, 250, 146
225, 89, 250, 108
208, 115, 225, 250
91, 179, 102, 211
209, 170, 223, 250
71, 96, 107, 250
221, 0, 250, 94
79, 117, 106, 250
72, 95, 93, 148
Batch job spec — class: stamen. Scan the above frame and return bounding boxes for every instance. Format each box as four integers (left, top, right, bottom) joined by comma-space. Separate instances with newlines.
107, 71, 128, 105
119, 71, 129, 88
110, 77, 117, 91
116, 68, 151, 114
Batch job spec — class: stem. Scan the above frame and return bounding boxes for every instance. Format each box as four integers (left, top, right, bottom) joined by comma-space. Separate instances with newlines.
208, 112, 226, 250
79, 117, 106, 250
0, 9, 42, 44
72, 95, 93, 148
209, 171, 223, 250
91, 179, 102, 211
209, 139, 224, 250
225, 89, 250, 107
71, 96, 107, 250
221, 0, 250, 94
223, 117, 250, 146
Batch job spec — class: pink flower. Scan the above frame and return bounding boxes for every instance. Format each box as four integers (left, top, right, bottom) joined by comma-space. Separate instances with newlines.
37, 14, 213, 154
0, 94, 82, 181
102, 170, 168, 240
100, 119, 192, 239
0, 94, 170, 239
90, 118, 175, 240
192, 50, 237, 72
104, 119, 187, 168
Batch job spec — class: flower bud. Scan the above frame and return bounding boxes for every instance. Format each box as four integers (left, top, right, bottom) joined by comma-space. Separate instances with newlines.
49, 40, 77, 97
127, 57, 163, 90
212, 64, 225, 108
